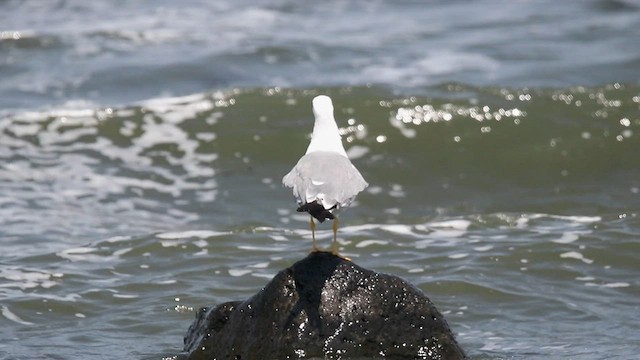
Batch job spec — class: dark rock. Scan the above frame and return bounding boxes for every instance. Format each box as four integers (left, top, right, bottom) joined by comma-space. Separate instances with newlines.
180, 252, 465, 359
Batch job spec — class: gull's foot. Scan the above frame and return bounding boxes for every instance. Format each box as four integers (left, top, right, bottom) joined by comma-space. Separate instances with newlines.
331, 246, 351, 261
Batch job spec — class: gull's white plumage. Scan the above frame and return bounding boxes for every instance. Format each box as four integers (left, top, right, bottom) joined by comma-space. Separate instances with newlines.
303, 95, 348, 157
282, 95, 367, 255
283, 95, 367, 213
282, 95, 368, 256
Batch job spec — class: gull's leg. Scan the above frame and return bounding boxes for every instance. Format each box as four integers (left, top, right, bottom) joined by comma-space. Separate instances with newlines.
310, 216, 319, 252
331, 218, 351, 260
331, 217, 340, 255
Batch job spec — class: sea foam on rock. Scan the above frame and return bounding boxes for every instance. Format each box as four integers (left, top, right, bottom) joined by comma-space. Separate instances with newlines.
180, 251, 465, 359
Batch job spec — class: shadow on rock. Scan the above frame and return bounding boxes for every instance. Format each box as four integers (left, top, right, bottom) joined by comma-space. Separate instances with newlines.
178, 252, 465, 359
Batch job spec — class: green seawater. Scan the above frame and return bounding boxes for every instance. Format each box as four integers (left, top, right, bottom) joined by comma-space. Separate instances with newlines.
1, 85, 639, 359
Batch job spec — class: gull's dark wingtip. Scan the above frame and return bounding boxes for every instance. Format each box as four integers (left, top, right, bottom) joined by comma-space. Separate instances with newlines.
296, 201, 336, 223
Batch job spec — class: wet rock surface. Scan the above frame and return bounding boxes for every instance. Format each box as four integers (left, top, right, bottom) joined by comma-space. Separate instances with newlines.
180, 252, 466, 359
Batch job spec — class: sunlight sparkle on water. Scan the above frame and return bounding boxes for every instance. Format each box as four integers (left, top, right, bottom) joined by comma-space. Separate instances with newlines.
391, 101, 526, 135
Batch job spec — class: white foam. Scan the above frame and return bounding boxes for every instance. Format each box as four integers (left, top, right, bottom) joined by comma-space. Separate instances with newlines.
269, 235, 288, 242
428, 219, 472, 230
113, 248, 131, 257
448, 253, 469, 259
140, 93, 212, 118
228, 269, 252, 277
381, 224, 415, 236
159, 239, 184, 248
601, 282, 630, 288
418, 220, 471, 239
254, 226, 277, 232
355, 240, 389, 248
58, 247, 117, 262
196, 132, 217, 142
156, 279, 177, 285
156, 230, 227, 239
515, 214, 602, 232
527, 213, 601, 224
193, 239, 208, 248
0, 267, 61, 290
560, 251, 594, 264
575, 276, 595, 281
515, 217, 529, 228
384, 207, 401, 215
340, 223, 382, 233
39, 127, 98, 146
105, 235, 132, 243
237, 245, 283, 252
30, 293, 81, 302
112, 293, 139, 299
1, 306, 33, 326
553, 232, 580, 244
473, 245, 494, 252
429, 229, 467, 239
60, 247, 94, 254
552, 215, 601, 223
8, 123, 41, 137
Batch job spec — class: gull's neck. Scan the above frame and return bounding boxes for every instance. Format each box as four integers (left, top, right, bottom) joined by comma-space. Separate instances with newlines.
305, 98, 348, 157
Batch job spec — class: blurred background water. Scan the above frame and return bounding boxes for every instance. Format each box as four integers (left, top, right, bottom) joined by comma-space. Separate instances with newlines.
1, 0, 639, 359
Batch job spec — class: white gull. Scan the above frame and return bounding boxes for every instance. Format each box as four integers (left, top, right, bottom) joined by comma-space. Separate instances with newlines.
283, 95, 368, 255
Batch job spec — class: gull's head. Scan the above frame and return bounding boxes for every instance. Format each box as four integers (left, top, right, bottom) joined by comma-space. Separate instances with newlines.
306, 94, 346, 156
312, 95, 334, 121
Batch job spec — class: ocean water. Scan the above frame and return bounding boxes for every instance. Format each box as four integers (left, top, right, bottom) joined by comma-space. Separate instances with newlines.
1, 1, 639, 359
